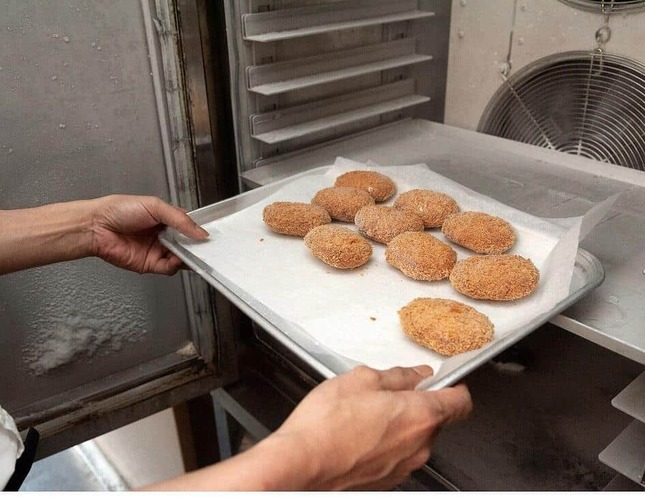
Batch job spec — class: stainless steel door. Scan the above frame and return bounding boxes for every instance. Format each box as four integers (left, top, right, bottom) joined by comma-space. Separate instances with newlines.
0, 0, 218, 457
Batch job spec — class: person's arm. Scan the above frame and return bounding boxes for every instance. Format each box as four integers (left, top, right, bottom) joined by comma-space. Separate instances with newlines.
146, 365, 472, 491
0, 195, 208, 276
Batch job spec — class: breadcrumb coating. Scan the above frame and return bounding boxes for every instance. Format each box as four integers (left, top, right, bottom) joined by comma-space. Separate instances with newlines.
334, 170, 396, 202
354, 205, 424, 244
442, 211, 516, 254
304, 225, 372, 269
386, 232, 457, 281
311, 186, 375, 222
450, 255, 539, 301
262, 201, 331, 237
398, 298, 494, 356
394, 189, 459, 228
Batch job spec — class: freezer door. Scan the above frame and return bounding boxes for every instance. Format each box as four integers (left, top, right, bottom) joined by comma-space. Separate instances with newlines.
0, 0, 227, 457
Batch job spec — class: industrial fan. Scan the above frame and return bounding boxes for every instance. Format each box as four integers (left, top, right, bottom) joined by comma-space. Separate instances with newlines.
479, 50, 645, 171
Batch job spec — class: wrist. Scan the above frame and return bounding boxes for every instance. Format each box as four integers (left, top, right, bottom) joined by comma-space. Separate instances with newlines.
56, 199, 97, 260
250, 431, 323, 491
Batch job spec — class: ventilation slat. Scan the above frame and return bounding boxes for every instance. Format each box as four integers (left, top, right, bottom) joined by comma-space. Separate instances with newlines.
251, 79, 428, 144
242, 0, 434, 42
247, 38, 432, 96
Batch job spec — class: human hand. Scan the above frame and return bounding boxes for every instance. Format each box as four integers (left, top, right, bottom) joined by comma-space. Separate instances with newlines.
143, 366, 471, 492
90, 194, 208, 275
271, 365, 472, 490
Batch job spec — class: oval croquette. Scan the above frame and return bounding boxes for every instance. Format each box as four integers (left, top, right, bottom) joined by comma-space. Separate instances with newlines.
304, 225, 372, 269
354, 205, 424, 244
394, 189, 459, 228
334, 170, 396, 202
441, 211, 515, 254
386, 232, 456, 281
311, 186, 375, 222
398, 298, 494, 356
262, 201, 331, 237
450, 255, 539, 301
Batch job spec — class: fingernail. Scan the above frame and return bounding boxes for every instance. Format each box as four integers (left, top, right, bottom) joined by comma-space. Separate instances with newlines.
197, 226, 209, 238
412, 365, 434, 377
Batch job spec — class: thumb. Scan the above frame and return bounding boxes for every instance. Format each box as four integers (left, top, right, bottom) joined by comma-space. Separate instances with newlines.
424, 384, 473, 424
376, 365, 434, 391
147, 198, 209, 240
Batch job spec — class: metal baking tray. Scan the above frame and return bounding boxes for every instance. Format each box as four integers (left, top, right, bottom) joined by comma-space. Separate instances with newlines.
160, 167, 604, 391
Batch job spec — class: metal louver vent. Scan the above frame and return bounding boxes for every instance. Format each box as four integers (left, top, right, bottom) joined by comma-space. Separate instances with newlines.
478, 51, 645, 171
558, 0, 645, 14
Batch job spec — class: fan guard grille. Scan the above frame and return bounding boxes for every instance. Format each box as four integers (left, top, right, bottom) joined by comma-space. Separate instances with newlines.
478, 51, 645, 171
558, 0, 645, 14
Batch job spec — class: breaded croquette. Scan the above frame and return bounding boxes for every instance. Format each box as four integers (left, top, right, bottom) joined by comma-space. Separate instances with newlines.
354, 205, 424, 244
262, 201, 331, 237
334, 170, 396, 202
311, 186, 375, 222
398, 298, 494, 356
394, 189, 459, 228
386, 232, 457, 281
450, 254, 539, 301
442, 211, 515, 254
304, 225, 372, 269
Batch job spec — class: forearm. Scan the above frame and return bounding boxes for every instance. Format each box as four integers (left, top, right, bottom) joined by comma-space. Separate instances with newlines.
143, 433, 320, 491
0, 200, 96, 275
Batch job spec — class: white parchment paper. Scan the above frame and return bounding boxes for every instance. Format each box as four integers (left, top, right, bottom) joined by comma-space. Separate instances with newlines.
179, 158, 614, 380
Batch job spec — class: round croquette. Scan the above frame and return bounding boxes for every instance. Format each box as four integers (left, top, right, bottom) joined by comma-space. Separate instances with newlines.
354, 205, 424, 244
262, 201, 331, 237
304, 225, 372, 269
394, 189, 460, 228
442, 211, 516, 254
311, 186, 375, 222
386, 232, 457, 281
334, 170, 396, 202
450, 255, 539, 301
398, 298, 494, 356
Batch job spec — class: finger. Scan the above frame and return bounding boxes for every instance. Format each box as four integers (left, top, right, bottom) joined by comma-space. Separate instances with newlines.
376, 365, 434, 392
150, 254, 184, 276
146, 197, 209, 240
423, 384, 473, 424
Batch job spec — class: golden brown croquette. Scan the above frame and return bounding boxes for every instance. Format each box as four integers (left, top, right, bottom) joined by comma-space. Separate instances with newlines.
304, 225, 372, 269
311, 186, 375, 222
398, 298, 494, 356
386, 232, 457, 281
449, 255, 539, 301
394, 189, 459, 228
354, 205, 424, 244
334, 170, 396, 202
442, 211, 516, 254
262, 201, 331, 237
